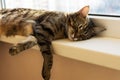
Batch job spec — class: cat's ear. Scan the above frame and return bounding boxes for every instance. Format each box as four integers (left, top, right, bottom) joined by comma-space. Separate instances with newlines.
94, 26, 106, 34
78, 6, 90, 18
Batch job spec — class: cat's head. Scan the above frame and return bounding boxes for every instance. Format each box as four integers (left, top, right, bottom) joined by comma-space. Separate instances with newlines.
67, 6, 106, 41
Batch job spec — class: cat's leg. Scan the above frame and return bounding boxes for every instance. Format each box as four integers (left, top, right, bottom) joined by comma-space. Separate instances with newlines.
34, 27, 53, 80
9, 35, 37, 56
40, 43, 53, 80
37, 39, 53, 80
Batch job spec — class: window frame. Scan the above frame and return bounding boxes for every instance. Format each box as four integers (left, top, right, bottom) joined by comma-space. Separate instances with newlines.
89, 14, 120, 18
0, 0, 6, 9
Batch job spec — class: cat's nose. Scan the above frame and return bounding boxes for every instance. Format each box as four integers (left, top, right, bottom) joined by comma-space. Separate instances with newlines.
71, 34, 78, 41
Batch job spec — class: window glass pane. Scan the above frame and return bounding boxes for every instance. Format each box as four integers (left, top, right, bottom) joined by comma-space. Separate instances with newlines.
5, 0, 49, 9
5, 0, 120, 15
90, 0, 120, 15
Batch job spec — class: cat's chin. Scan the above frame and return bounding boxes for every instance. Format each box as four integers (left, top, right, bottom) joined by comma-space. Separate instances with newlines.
69, 37, 79, 41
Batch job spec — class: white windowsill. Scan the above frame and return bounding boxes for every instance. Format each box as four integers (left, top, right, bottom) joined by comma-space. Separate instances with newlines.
52, 37, 120, 70
1, 36, 120, 70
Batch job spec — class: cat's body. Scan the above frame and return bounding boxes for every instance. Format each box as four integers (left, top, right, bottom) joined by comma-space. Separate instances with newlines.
0, 8, 47, 36
0, 6, 106, 80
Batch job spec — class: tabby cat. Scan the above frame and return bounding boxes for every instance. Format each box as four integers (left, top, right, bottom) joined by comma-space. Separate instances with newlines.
0, 6, 106, 80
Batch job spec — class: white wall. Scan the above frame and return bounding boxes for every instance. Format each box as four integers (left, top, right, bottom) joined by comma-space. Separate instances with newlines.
0, 41, 120, 80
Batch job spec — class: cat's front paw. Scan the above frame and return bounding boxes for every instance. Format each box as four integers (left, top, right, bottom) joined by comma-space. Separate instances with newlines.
9, 46, 20, 56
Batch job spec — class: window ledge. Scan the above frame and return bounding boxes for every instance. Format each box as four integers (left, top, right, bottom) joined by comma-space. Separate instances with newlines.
52, 37, 120, 70
1, 36, 120, 70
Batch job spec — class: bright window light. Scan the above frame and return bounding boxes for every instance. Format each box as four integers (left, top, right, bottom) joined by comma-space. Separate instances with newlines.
2, 0, 120, 16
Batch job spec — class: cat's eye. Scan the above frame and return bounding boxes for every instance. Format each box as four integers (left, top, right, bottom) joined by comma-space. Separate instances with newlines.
78, 24, 83, 29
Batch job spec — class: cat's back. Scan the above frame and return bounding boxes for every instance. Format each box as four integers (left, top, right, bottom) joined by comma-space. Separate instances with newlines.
0, 8, 47, 36
0, 8, 66, 25
0, 8, 47, 23
0, 8, 66, 36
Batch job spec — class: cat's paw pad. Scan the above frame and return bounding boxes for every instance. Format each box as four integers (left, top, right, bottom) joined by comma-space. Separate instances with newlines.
9, 46, 20, 56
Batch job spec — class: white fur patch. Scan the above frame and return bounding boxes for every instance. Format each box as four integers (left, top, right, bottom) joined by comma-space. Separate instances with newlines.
21, 35, 37, 43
